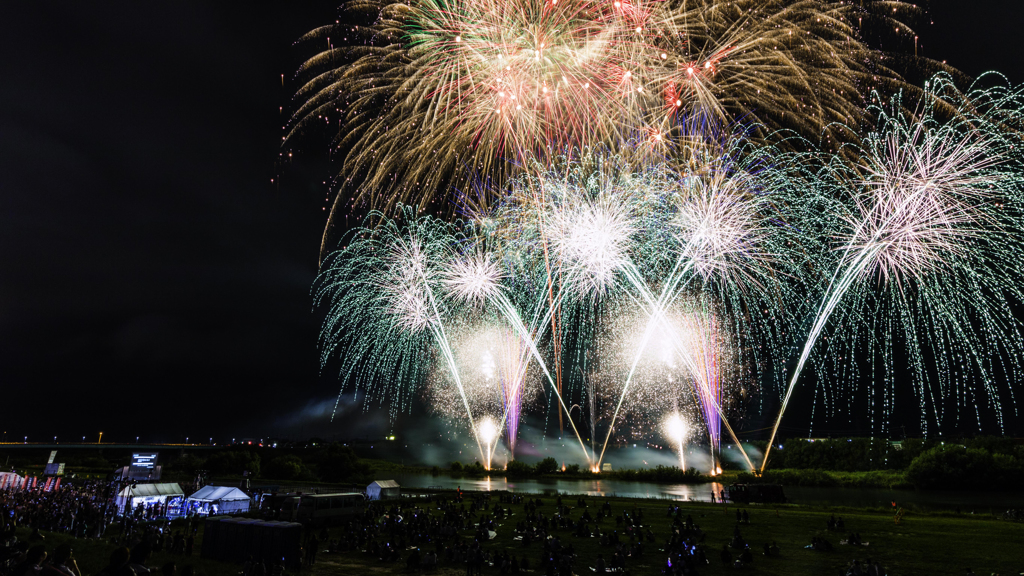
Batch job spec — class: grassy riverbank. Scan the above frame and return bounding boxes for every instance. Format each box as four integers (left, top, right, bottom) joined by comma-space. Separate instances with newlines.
737, 469, 913, 490
18, 493, 1023, 576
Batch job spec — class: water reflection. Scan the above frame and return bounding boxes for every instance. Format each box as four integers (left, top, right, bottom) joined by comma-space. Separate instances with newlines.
397, 474, 725, 502
393, 473, 1024, 511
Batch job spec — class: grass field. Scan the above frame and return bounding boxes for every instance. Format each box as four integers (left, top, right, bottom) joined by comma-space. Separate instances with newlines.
14, 494, 1024, 576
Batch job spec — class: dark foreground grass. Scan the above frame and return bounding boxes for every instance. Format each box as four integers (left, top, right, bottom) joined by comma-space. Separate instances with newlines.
309, 498, 1023, 576
16, 495, 1024, 576
12, 522, 238, 576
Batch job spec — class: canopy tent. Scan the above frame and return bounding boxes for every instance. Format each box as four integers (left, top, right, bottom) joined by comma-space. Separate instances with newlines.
186, 485, 251, 515
0, 472, 24, 490
117, 482, 184, 515
366, 480, 400, 500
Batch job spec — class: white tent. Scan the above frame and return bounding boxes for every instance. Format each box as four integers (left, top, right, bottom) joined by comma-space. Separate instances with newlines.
186, 485, 251, 515
366, 480, 400, 500
117, 482, 184, 514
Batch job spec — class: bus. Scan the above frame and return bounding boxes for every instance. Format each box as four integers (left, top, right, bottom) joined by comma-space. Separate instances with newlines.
295, 493, 365, 525
257, 492, 301, 521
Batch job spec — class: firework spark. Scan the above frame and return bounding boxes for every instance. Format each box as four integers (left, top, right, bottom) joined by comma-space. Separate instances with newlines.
290, 0, 934, 239
663, 413, 688, 470
445, 250, 505, 306
311, 74, 1024, 471
763, 74, 1024, 469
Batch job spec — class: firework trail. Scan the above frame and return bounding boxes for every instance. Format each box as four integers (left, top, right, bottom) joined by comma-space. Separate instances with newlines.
679, 311, 722, 464
433, 320, 539, 467
663, 413, 688, 470
313, 68, 1024, 466
315, 209, 500, 462
763, 74, 1024, 469
290, 0, 936, 242
597, 265, 760, 470
488, 140, 806, 470
445, 243, 597, 463
498, 330, 527, 453
550, 128, 812, 470
485, 151, 671, 453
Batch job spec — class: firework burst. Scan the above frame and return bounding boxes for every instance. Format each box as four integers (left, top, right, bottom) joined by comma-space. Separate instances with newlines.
764, 74, 1024, 468
444, 250, 505, 306
290, 0, 937, 240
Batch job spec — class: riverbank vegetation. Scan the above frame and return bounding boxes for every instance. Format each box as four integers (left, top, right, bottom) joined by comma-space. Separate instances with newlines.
3, 436, 1021, 491
745, 437, 1024, 490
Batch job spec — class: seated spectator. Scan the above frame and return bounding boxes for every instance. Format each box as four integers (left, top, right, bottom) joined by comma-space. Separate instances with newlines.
406, 548, 420, 571
13, 545, 47, 576
41, 544, 79, 576
96, 547, 135, 576
740, 546, 753, 564
129, 544, 152, 576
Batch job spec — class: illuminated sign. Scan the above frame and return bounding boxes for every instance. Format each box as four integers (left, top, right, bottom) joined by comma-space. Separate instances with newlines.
132, 453, 157, 469
128, 453, 160, 479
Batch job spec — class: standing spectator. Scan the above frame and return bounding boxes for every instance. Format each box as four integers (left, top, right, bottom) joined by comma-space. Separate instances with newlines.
306, 534, 319, 566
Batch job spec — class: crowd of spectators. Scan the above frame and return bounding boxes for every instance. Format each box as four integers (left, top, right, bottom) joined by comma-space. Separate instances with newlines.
0, 480, 210, 576
0, 480, 905, 576
0, 482, 112, 539
296, 492, 727, 575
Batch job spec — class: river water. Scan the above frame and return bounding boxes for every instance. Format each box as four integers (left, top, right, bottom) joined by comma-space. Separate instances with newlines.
390, 473, 1024, 512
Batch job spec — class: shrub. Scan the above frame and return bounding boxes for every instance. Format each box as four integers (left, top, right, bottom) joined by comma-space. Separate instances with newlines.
612, 466, 704, 483
204, 450, 260, 478
738, 468, 909, 489
317, 444, 366, 482
534, 457, 559, 475
263, 455, 306, 481
905, 445, 1021, 490
164, 454, 206, 475
506, 460, 533, 477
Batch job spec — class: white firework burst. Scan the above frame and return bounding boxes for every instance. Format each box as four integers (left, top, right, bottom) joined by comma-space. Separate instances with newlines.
444, 250, 505, 306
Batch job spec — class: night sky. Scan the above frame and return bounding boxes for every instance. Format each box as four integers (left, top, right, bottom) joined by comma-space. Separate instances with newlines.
1, 1, 1022, 444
